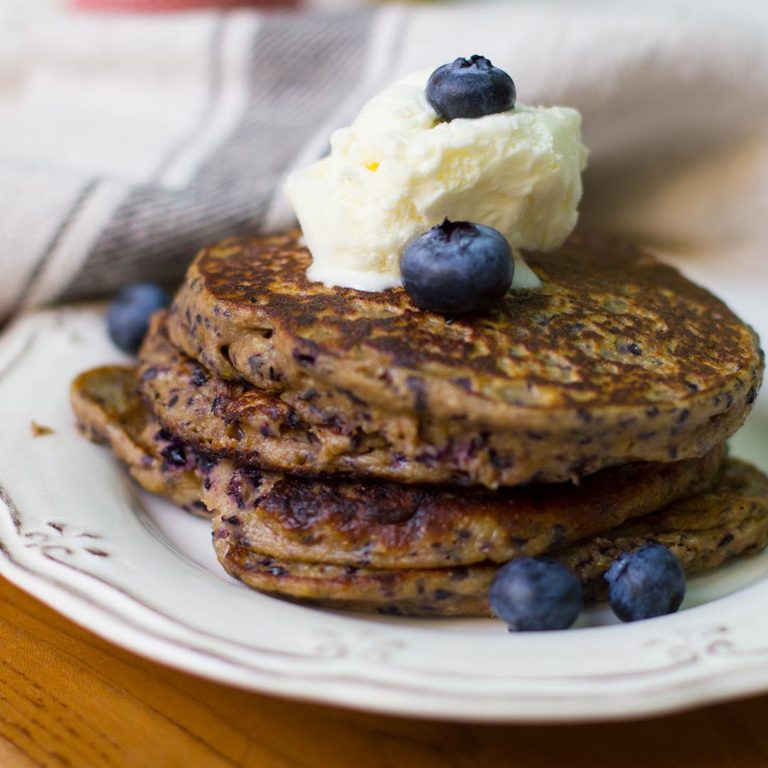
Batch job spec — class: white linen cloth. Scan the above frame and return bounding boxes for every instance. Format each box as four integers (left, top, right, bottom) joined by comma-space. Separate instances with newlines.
1, 3, 767, 337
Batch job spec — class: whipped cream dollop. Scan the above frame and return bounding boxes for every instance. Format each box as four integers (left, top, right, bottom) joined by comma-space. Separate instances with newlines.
285, 69, 587, 291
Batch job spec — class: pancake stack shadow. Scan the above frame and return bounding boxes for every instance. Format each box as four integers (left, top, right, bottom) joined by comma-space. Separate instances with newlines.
72, 231, 768, 617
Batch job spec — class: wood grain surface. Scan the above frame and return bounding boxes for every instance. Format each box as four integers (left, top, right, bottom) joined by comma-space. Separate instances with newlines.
3, 577, 768, 767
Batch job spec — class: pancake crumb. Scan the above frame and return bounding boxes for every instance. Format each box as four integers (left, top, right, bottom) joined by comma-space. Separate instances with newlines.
31, 421, 55, 437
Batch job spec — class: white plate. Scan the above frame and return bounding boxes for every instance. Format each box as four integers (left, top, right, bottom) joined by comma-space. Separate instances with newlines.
3, 306, 768, 723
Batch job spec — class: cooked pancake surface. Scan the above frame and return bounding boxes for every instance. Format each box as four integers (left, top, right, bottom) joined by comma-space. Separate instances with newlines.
206, 448, 724, 569
169, 231, 762, 423
166, 231, 763, 484
215, 458, 768, 616
139, 313, 541, 487
145, 313, 733, 488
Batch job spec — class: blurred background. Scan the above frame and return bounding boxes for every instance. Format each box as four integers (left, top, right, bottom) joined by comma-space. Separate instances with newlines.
1, 0, 767, 338
5, 0, 768, 18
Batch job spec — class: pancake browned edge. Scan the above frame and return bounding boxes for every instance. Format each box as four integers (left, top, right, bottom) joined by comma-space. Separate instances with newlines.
71, 366, 209, 517
166, 231, 763, 488
71, 365, 768, 616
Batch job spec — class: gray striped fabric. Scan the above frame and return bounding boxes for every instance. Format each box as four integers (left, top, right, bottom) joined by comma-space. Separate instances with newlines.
62, 12, 375, 302
2, 4, 768, 323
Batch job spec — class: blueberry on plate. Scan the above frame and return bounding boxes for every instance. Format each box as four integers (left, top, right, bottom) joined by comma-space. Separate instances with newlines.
605, 544, 686, 622
489, 557, 583, 632
401, 219, 513, 315
426, 55, 516, 122
107, 282, 170, 355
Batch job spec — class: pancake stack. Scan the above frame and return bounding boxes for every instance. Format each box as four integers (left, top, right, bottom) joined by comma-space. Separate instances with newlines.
72, 231, 768, 616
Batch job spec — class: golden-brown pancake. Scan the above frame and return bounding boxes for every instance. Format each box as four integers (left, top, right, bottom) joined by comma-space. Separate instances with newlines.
215, 458, 768, 616
166, 231, 763, 486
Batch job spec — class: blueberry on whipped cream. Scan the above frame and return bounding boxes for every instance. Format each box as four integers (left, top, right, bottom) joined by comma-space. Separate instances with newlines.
402, 219, 513, 314
426, 55, 516, 122
489, 558, 583, 632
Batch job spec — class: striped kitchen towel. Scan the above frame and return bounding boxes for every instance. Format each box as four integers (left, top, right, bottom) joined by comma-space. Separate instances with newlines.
1, 3, 768, 321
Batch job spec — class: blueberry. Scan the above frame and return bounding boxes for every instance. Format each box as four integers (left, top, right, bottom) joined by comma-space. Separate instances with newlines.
401, 220, 513, 315
426, 55, 516, 122
107, 282, 169, 354
489, 557, 583, 632
605, 544, 686, 622
160, 442, 187, 468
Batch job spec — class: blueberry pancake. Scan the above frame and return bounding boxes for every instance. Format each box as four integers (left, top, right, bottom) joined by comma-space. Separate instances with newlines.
139, 313, 550, 488
205, 451, 724, 570
167, 231, 762, 487
71, 366, 209, 516
70, 364, 768, 617
144, 313, 732, 489
71, 364, 768, 615
214, 458, 768, 616
77, 364, 727, 565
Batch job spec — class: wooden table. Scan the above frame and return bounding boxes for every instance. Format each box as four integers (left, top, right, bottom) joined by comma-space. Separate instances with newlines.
3, 578, 768, 767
